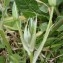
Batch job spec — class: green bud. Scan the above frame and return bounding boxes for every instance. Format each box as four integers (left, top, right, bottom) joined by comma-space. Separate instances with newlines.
48, 0, 63, 6
48, 0, 56, 6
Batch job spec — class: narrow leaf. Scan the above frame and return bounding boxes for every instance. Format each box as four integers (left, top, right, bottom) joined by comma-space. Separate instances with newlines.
12, 2, 18, 19
30, 16, 37, 51
0, 29, 12, 55
16, 21, 31, 55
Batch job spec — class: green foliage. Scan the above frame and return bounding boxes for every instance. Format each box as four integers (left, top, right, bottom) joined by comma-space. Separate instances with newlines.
0, 56, 6, 63
0, 0, 63, 63
15, 0, 39, 12
10, 54, 21, 63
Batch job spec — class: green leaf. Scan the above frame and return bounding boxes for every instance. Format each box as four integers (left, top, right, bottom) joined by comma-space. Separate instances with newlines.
39, 4, 48, 13
4, 19, 19, 30
0, 44, 5, 48
10, 54, 21, 63
24, 25, 31, 43
16, 21, 31, 55
29, 18, 35, 34
0, 30, 12, 55
0, 56, 6, 63
50, 16, 63, 35
15, 0, 39, 13
12, 2, 18, 19
40, 0, 48, 3
23, 11, 36, 18
4, 0, 10, 7
39, 22, 48, 32
30, 17, 37, 51
57, 25, 63, 31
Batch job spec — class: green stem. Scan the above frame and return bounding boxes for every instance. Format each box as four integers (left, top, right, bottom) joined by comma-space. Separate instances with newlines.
32, 6, 54, 63
29, 52, 33, 63
0, 29, 12, 55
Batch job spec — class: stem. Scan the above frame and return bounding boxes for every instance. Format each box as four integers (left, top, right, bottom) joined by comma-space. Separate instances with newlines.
29, 52, 33, 63
0, 30, 12, 55
32, 6, 54, 63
